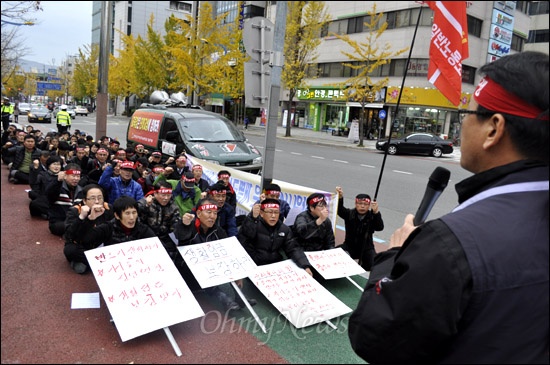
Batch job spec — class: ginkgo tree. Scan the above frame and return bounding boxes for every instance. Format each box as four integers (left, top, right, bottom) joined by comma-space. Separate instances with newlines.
72, 44, 99, 105
333, 2, 408, 147
281, 1, 330, 137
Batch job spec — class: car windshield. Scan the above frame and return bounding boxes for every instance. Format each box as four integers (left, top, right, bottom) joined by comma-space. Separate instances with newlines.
177, 115, 244, 142
30, 107, 49, 113
19, 103, 30, 109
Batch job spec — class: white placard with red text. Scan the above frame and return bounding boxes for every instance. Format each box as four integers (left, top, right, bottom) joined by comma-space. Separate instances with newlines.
248, 259, 352, 329
305, 248, 366, 280
177, 236, 258, 289
85, 237, 204, 342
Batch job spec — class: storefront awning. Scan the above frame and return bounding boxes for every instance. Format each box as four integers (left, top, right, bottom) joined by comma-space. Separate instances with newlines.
346, 102, 384, 108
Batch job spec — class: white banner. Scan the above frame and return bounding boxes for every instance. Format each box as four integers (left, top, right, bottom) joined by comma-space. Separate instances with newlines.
186, 155, 338, 232
85, 237, 204, 342
249, 259, 352, 329
305, 248, 366, 280
177, 236, 258, 289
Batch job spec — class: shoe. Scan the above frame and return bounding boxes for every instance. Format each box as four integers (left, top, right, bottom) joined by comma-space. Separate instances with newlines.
71, 261, 87, 274
8, 177, 16, 184
235, 296, 257, 309
215, 289, 240, 312
7, 162, 12, 169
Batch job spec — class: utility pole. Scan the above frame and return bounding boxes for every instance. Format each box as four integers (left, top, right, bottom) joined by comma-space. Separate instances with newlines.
96, 0, 111, 140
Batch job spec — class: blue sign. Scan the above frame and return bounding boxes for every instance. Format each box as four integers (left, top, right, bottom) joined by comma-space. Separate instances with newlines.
36, 82, 62, 91
378, 110, 387, 119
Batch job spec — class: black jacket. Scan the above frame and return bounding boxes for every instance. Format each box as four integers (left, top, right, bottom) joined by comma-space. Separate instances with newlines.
78, 217, 156, 247
238, 214, 310, 269
292, 210, 335, 251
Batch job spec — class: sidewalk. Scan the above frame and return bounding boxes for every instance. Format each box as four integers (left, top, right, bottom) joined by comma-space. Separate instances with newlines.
243, 124, 379, 150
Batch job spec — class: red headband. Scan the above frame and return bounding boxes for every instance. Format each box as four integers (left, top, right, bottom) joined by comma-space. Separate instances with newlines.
261, 203, 280, 210
209, 190, 226, 195
152, 167, 164, 173
65, 169, 81, 176
192, 165, 202, 171
356, 198, 371, 204
156, 188, 172, 195
76, 147, 85, 151
97, 148, 108, 154
197, 204, 217, 211
308, 196, 325, 206
265, 190, 280, 195
219, 174, 230, 178
474, 76, 548, 120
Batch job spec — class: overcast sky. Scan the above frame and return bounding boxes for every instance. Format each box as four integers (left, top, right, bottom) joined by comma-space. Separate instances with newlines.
15, 1, 93, 66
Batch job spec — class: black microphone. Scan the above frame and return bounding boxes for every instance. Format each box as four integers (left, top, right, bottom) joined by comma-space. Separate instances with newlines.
413, 166, 451, 226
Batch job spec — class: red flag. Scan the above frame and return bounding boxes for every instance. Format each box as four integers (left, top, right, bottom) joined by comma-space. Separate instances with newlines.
426, 1, 469, 106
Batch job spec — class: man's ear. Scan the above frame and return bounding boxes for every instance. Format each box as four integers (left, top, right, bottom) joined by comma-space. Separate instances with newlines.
482, 113, 506, 150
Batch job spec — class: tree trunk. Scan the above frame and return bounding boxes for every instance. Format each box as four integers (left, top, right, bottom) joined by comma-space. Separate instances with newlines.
358, 105, 366, 147
285, 91, 296, 137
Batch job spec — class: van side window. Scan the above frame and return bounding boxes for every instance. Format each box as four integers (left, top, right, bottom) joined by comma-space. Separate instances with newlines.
161, 118, 181, 143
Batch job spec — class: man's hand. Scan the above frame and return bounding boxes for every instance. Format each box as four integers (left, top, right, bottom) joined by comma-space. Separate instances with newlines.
389, 214, 416, 249
251, 203, 261, 218
87, 204, 106, 221
182, 213, 194, 225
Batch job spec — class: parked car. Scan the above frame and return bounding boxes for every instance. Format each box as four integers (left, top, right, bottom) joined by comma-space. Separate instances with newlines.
18, 103, 31, 115
27, 106, 52, 124
53, 106, 76, 119
126, 91, 263, 174
375, 132, 454, 157
74, 105, 88, 116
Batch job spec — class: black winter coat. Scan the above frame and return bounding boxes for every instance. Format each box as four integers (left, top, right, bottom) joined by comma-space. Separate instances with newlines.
238, 214, 310, 268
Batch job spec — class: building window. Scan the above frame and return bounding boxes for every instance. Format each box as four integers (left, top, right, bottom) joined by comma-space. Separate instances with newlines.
467, 15, 482, 37
511, 33, 526, 51
323, 19, 348, 37
169, 1, 191, 12
347, 16, 364, 34
528, 29, 550, 43
516, 1, 529, 14
529, 1, 550, 15
462, 65, 476, 85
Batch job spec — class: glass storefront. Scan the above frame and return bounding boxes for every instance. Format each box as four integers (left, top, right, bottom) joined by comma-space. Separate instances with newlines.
394, 107, 448, 137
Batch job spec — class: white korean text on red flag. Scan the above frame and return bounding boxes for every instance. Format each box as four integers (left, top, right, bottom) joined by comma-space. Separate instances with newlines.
426, 1, 469, 106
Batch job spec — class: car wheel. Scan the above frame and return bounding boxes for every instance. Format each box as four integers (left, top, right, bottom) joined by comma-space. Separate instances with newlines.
387, 145, 398, 155
432, 147, 443, 157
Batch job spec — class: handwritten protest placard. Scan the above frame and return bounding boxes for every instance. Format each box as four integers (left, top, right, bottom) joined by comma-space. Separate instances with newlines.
305, 248, 366, 280
249, 259, 352, 329
177, 236, 258, 288
85, 237, 204, 342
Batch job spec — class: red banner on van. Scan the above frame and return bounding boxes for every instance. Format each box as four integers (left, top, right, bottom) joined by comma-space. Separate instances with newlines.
127, 110, 164, 147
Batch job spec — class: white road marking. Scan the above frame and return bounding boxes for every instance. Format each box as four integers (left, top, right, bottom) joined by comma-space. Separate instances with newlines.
360, 164, 376, 168
291, 152, 302, 155
393, 170, 413, 175
333, 159, 348, 163
311, 156, 325, 159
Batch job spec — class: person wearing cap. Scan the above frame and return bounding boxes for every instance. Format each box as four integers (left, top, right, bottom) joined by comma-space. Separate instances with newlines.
292, 193, 335, 252
132, 157, 149, 182
143, 163, 165, 195
56, 105, 72, 135
63, 184, 114, 274
98, 160, 144, 205
28, 155, 62, 219
1, 97, 14, 132
137, 180, 181, 260
349, 52, 549, 364
154, 170, 201, 216
133, 143, 148, 159
173, 198, 243, 312
207, 182, 238, 237
149, 150, 164, 165
191, 164, 209, 192
45, 163, 84, 236
256, 183, 291, 222
238, 198, 313, 275
335, 186, 384, 271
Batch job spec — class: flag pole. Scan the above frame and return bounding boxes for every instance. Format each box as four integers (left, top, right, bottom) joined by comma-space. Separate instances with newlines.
373, 5, 424, 200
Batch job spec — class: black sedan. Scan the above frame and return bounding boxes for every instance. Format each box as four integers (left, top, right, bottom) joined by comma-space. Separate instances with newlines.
376, 133, 454, 157
27, 107, 53, 124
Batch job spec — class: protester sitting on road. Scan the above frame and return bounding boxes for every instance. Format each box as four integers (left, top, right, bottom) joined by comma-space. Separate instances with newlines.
74, 195, 156, 249
348, 51, 549, 364
98, 160, 144, 205
255, 183, 291, 222
45, 163, 84, 236
63, 184, 114, 274
191, 164, 210, 192
216, 170, 237, 209
108, 139, 120, 158
292, 193, 335, 252
335, 186, 384, 271
164, 154, 189, 180
133, 143, 148, 160
148, 150, 164, 166
67, 145, 91, 186
29, 155, 62, 219
137, 181, 181, 261
143, 163, 165, 195
4, 134, 42, 184
238, 198, 313, 275
155, 170, 201, 216
208, 182, 238, 237
174, 198, 250, 312
87, 147, 110, 185
132, 157, 149, 182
